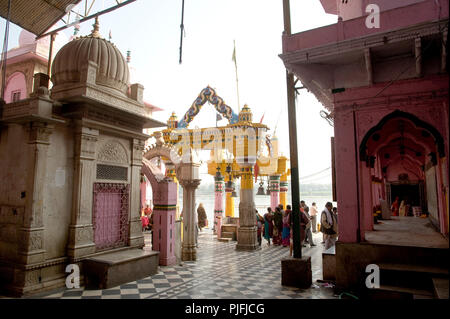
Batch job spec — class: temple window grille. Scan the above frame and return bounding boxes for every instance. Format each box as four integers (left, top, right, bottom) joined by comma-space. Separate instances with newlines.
96, 164, 128, 181
93, 183, 129, 251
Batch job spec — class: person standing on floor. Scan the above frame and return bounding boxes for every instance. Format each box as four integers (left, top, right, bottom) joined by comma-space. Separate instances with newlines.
256, 209, 264, 247
263, 207, 274, 246
273, 207, 283, 246
321, 202, 338, 250
302, 205, 316, 247
197, 203, 208, 231
310, 202, 318, 233
282, 206, 291, 247
391, 196, 400, 216
399, 199, 407, 217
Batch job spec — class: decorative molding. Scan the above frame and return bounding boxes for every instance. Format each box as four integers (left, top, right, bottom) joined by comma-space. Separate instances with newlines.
28, 123, 54, 144
97, 140, 128, 164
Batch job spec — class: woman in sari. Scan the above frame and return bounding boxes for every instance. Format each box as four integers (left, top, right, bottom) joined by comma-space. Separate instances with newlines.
282, 208, 291, 247
273, 207, 283, 245
399, 200, 406, 217
391, 197, 400, 216
263, 207, 273, 246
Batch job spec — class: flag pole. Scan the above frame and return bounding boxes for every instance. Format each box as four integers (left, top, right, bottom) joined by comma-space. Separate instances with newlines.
232, 40, 241, 112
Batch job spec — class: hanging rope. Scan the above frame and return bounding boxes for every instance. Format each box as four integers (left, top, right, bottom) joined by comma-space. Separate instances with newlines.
179, 0, 185, 64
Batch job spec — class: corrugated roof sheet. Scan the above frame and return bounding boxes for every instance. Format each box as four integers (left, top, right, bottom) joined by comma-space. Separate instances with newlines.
0, 0, 82, 36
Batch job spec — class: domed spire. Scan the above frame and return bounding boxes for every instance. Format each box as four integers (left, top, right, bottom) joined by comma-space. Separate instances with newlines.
167, 112, 178, 129
238, 104, 253, 123
90, 16, 101, 38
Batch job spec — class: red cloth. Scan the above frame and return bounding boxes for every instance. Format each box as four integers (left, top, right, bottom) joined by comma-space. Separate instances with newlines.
141, 216, 149, 228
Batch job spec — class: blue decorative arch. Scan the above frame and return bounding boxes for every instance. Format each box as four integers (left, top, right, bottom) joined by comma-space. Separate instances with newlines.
177, 86, 239, 128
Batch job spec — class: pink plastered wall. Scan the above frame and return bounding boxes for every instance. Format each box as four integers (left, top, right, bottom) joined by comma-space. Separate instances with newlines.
333, 76, 449, 241
4, 72, 27, 103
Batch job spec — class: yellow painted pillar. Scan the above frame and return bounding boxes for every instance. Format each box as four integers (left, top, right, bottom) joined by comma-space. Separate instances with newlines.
225, 174, 235, 217
280, 172, 288, 209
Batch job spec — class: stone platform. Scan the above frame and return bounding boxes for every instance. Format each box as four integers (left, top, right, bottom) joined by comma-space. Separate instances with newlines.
83, 248, 159, 289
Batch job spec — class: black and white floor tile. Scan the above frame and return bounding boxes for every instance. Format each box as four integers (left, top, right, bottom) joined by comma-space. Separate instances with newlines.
36, 231, 336, 299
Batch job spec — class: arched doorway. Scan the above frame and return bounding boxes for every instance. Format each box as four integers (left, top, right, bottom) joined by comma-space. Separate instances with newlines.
359, 110, 447, 234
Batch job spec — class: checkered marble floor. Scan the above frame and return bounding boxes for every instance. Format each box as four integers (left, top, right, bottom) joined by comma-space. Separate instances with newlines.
36, 230, 336, 299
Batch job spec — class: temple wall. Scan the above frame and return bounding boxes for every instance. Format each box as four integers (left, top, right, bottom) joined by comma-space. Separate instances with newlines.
43, 123, 74, 260
0, 124, 30, 263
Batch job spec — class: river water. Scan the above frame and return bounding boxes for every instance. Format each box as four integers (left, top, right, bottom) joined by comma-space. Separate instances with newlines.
185, 188, 336, 224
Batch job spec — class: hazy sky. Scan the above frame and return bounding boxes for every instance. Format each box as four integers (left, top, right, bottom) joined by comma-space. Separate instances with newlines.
1, 0, 337, 183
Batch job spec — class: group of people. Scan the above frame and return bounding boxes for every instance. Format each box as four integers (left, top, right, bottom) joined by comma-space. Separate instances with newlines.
390, 196, 412, 217
256, 201, 338, 254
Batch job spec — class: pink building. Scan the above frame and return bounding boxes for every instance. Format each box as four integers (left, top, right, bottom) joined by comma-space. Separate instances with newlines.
281, 0, 448, 296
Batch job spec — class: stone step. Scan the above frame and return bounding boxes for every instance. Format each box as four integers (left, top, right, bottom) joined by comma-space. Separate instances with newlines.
432, 278, 449, 299
369, 284, 434, 299
221, 231, 236, 240
378, 263, 449, 276
218, 238, 232, 243
378, 262, 447, 290
222, 224, 238, 233
83, 248, 159, 290
225, 217, 240, 225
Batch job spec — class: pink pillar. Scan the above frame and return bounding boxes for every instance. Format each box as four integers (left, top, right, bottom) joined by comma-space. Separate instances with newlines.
152, 181, 177, 266
334, 109, 359, 242
360, 163, 374, 239
269, 175, 280, 210
214, 173, 225, 235
216, 216, 222, 238
142, 162, 177, 266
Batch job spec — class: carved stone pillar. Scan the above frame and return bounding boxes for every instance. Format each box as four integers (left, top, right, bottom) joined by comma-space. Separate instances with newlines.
129, 138, 145, 248
236, 164, 259, 251
180, 179, 200, 261
18, 122, 54, 265
67, 124, 98, 260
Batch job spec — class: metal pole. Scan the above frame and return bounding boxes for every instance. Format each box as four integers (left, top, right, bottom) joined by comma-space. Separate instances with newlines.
233, 40, 241, 111
1, 0, 12, 101
37, 0, 137, 39
283, 0, 301, 259
47, 34, 56, 84
179, 0, 185, 64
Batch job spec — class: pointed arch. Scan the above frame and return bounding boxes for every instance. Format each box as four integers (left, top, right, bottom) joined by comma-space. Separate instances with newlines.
359, 110, 445, 161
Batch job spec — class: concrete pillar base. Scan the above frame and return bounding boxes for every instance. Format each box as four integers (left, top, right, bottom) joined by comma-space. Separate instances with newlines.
181, 246, 197, 261
236, 226, 259, 251
281, 256, 312, 288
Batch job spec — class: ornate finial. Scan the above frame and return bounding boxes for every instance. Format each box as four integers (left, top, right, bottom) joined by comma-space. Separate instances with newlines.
91, 16, 101, 38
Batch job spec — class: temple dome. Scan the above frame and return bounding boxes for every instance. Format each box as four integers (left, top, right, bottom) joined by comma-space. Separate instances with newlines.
51, 18, 129, 95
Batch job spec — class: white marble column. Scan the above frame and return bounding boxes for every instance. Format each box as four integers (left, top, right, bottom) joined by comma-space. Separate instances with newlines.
180, 179, 200, 261
178, 158, 201, 262
236, 163, 259, 251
